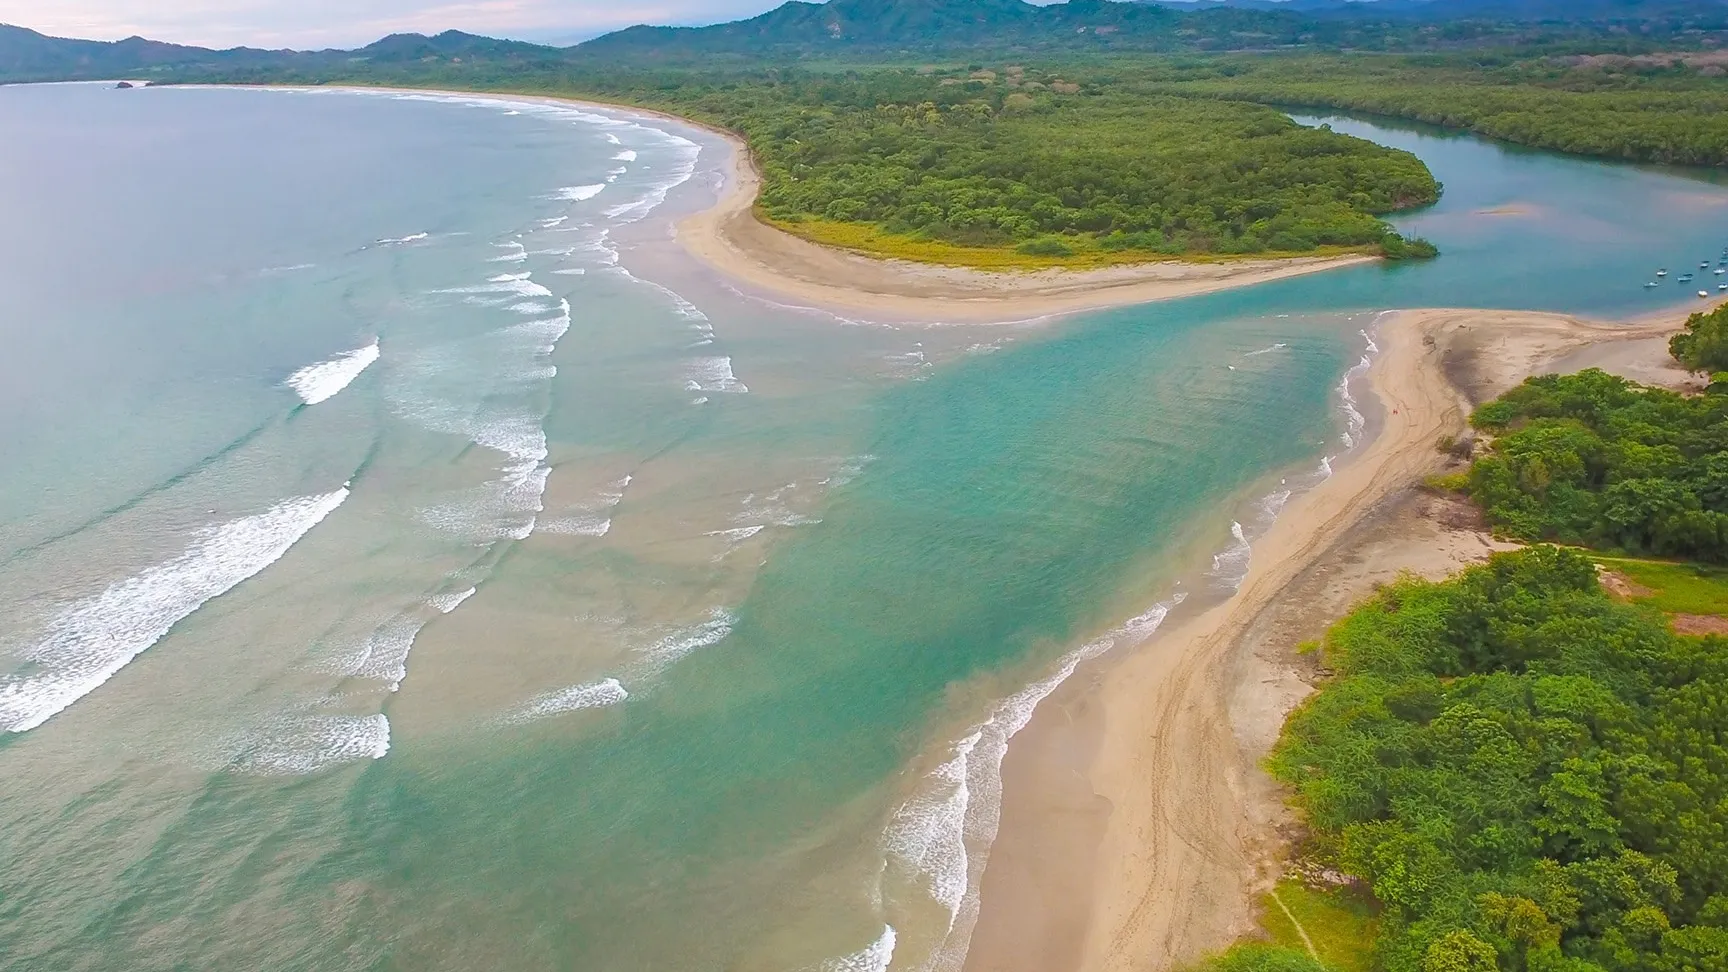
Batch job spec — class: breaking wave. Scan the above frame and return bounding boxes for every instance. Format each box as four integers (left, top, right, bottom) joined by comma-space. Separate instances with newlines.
877, 594, 1184, 970
220, 712, 390, 775
286, 342, 380, 405
0, 488, 350, 733
504, 677, 628, 724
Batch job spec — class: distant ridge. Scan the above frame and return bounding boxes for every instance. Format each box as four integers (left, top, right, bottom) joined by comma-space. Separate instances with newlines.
3, 0, 1728, 81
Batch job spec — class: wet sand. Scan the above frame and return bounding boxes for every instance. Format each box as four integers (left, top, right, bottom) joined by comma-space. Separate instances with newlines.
964, 299, 1717, 972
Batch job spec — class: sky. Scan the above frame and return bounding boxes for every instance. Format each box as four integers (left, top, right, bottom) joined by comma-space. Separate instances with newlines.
0, 0, 797, 48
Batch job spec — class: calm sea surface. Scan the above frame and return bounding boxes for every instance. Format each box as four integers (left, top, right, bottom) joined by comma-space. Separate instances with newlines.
2, 85, 1726, 972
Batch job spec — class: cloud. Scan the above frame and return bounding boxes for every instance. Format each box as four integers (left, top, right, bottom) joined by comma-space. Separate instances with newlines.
0, 0, 785, 48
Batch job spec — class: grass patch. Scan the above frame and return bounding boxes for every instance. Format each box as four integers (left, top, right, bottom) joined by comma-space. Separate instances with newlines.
767, 217, 1372, 271
1259, 880, 1379, 972
1592, 555, 1728, 616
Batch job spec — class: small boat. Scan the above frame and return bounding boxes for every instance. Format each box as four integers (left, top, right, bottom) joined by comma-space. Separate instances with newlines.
1717, 269, 1726, 275
1720, 283, 1728, 291
1680, 274, 1696, 282
1657, 269, 1669, 276
1646, 281, 1659, 288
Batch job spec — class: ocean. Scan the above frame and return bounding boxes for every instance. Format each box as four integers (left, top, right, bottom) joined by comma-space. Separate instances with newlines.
2, 83, 1727, 971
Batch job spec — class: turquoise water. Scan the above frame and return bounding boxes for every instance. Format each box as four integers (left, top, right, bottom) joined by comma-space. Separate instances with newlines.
2, 85, 1727, 972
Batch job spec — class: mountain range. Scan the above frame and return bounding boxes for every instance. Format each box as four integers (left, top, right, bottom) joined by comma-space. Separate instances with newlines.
3, 0, 1728, 82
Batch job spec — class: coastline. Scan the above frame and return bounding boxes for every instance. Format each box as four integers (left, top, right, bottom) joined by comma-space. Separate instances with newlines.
963, 300, 1713, 972
254, 83, 1380, 325
675, 128, 1378, 324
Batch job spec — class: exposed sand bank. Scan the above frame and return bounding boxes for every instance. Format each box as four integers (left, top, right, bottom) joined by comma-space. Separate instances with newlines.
678, 131, 1378, 324
965, 300, 1716, 972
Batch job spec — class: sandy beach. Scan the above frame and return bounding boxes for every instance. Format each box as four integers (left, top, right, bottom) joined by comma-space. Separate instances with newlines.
259, 85, 1377, 324
963, 299, 1716, 972
676, 130, 1378, 324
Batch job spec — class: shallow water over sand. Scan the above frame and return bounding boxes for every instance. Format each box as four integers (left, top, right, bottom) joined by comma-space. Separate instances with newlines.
1, 87, 1725, 971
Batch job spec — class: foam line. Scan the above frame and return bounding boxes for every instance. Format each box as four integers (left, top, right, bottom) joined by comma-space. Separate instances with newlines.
286, 342, 380, 405
0, 488, 350, 733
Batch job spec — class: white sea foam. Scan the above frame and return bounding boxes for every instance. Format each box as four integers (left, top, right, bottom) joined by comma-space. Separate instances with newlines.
613, 149, 637, 162
539, 476, 632, 537
431, 587, 477, 614
821, 455, 877, 487
706, 525, 765, 542
395, 289, 572, 542
1318, 455, 1335, 478
551, 268, 587, 276
1336, 326, 1380, 448
223, 713, 391, 775
1244, 342, 1288, 357
685, 356, 747, 395
637, 609, 736, 672
559, 184, 606, 202
1209, 520, 1253, 591
376, 232, 428, 245
286, 342, 380, 405
815, 926, 897, 972
539, 216, 569, 229
602, 136, 702, 224
731, 483, 820, 531
604, 133, 622, 144
882, 594, 1185, 971
344, 614, 429, 691
219, 702, 392, 771
489, 241, 528, 263
0, 489, 350, 733
509, 677, 628, 722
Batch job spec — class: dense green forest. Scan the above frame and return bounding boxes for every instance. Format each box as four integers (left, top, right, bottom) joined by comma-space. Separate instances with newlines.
12, 0, 1728, 83
1463, 369, 1728, 562
161, 62, 1441, 265
1671, 303, 1728, 373
607, 68, 1442, 259
1131, 54, 1728, 167
1265, 545, 1728, 972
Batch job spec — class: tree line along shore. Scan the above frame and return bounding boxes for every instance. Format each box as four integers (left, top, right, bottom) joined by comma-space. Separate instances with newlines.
150, 43, 1728, 271
1197, 302, 1728, 972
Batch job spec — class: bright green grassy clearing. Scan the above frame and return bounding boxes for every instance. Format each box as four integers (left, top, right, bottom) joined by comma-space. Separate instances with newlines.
1593, 555, 1728, 616
1260, 880, 1380, 972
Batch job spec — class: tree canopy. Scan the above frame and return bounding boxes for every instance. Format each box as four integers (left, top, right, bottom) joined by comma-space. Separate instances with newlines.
1670, 304, 1728, 374
1271, 545, 1728, 972
1465, 369, 1728, 562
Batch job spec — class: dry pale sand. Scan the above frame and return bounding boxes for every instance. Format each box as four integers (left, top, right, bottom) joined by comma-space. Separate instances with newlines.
676, 131, 1376, 324
965, 298, 1722, 972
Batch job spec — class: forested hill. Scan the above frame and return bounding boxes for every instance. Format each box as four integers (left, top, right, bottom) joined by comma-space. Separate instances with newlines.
577, 0, 1728, 61
7, 0, 1728, 82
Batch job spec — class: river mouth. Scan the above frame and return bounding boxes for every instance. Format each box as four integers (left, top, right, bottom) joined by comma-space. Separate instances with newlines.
1, 86, 1726, 972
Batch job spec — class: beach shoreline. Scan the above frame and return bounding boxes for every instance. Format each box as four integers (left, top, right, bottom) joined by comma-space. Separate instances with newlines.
675, 129, 1379, 324
236, 82, 1381, 325
963, 300, 1713, 972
